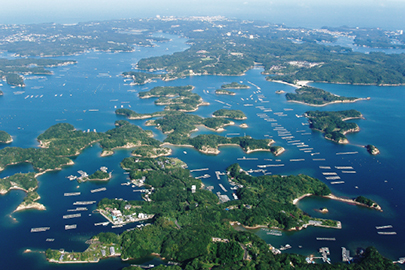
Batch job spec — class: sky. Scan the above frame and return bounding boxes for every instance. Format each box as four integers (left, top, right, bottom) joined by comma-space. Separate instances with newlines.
1, 0, 404, 29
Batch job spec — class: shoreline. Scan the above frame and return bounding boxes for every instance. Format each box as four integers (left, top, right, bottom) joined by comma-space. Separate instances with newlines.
287, 98, 369, 107
293, 193, 383, 212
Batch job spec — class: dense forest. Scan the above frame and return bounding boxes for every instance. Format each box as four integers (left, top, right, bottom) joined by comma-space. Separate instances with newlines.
286, 86, 358, 105
305, 110, 363, 143
46, 158, 398, 269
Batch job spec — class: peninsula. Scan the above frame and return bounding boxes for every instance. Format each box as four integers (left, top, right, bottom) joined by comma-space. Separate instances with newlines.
46, 159, 390, 268
0, 131, 12, 143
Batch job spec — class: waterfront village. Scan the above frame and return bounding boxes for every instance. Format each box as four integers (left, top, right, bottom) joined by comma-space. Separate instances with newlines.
99, 204, 155, 227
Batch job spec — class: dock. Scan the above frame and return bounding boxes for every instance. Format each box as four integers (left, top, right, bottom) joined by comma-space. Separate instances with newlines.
64, 192, 81, 196
336, 152, 358, 155
73, 201, 96, 205
67, 207, 88, 212
319, 247, 331, 264
342, 247, 353, 262
376, 225, 393, 229
219, 184, 228, 192
189, 168, 209, 172
91, 187, 107, 193
63, 213, 81, 219
95, 221, 109, 226
316, 237, 336, 241
31, 227, 50, 233
65, 224, 77, 230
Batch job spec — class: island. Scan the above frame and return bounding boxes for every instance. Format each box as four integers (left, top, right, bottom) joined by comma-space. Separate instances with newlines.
305, 109, 363, 144
221, 82, 250, 89
138, 85, 209, 112
45, 158, 393, 269
215, 89, 235, 95
212, 109, 247, 120
0, 130, 12, 143
286, 86, 368, 106
366, 144, 380, 155
88, 170, 112, 181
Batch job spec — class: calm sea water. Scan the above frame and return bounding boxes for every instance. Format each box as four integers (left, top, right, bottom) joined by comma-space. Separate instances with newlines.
0, 34, 404, 269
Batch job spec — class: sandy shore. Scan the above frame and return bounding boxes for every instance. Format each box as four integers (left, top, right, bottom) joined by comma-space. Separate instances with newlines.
292, 193, 382, 211
14, 202, 46, 212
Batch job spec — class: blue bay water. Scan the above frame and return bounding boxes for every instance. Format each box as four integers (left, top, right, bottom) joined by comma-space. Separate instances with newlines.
0, 34, 404, 268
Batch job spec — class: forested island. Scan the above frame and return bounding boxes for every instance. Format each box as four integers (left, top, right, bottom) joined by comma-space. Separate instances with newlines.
285, 86, 367, 106
0, 130, 12, 143
138, 85, 209, 112
366, 144, 380, 155
213, 109, 247, 120
221, 82, 250, 89
45, 159, 393, 269
305, 110, 363, 144
215, 89, 235, 95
